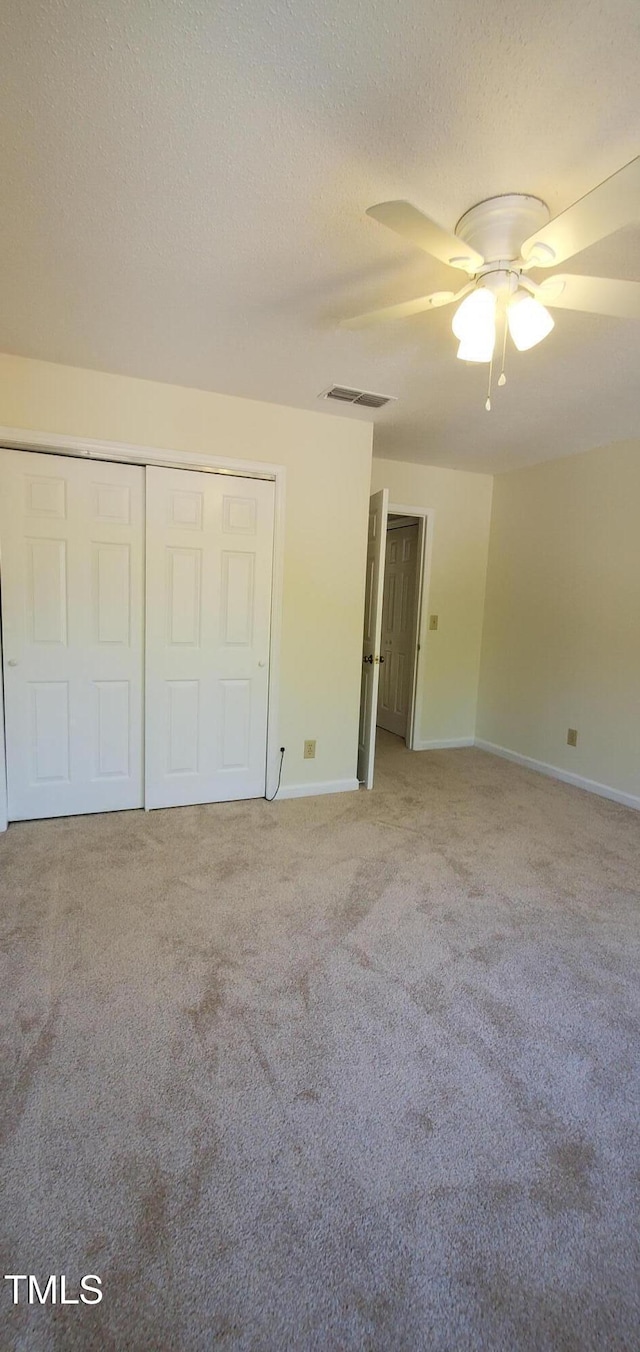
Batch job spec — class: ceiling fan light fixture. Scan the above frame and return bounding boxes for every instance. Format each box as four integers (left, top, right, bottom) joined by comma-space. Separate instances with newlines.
507, 295, 555, 351
355, 158, 640, 401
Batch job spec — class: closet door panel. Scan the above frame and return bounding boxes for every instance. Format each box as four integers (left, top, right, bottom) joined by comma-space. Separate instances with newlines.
145, 466, 274, 808
0, 450, 144, 820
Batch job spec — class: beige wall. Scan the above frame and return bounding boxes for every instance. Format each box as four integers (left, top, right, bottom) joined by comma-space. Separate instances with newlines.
0, 353, 373, 793
371, 457, 493, 745
477, 440, 640, 803
5, 354, 634, 808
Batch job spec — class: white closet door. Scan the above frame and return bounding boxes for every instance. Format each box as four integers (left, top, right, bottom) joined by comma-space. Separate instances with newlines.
0, 450, 144, 820
145, 466, 274, 808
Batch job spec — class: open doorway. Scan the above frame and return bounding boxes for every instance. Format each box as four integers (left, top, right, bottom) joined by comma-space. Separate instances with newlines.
357, 493, 431, 788
377, 514, 422, 744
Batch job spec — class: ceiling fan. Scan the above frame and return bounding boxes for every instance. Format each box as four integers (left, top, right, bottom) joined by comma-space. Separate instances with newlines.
345, 156, 640, 408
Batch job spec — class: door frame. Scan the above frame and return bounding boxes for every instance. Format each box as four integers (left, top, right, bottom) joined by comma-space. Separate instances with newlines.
0, 426, 287, 829
387, 502, 434, 752
358, 487, 389, 790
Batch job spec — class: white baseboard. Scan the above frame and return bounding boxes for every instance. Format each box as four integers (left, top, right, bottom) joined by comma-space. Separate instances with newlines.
413, 737, 475, 751
276, 777, 360, 801
474, 739, 640, 812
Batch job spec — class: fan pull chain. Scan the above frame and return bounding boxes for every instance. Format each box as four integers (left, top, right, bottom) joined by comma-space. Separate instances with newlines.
498, 310, 508, 387
485, 353, 493, 411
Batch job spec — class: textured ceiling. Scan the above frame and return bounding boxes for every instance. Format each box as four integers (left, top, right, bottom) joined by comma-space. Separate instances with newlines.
0, 0, 638, 472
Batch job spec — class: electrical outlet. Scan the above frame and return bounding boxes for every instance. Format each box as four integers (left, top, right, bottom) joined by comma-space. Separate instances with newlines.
304, 739, 316, 759
429, 614, 439, 631
567, 728, 578, 747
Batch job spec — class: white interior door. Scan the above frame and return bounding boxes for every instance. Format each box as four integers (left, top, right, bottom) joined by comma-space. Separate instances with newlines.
0, 450, 144, 820
377, 522, 419, 739
357, 488, 388, 788
145, 466, 275, 808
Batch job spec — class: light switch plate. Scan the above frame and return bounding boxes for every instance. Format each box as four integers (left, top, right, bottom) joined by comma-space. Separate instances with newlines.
429, 614, 439, 631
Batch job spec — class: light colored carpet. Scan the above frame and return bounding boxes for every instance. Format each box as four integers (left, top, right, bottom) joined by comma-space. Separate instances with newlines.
1, 730, 639, 1351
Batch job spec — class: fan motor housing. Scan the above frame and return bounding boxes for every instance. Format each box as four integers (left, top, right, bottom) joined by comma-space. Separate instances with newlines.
455, 194, 550, 264
479, 267, 521, 299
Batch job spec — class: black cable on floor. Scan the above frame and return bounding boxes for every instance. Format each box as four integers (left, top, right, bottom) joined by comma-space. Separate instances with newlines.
265, 747, 285, 802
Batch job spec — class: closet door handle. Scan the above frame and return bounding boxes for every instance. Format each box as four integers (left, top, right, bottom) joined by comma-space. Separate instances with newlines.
258, 659, 267, 668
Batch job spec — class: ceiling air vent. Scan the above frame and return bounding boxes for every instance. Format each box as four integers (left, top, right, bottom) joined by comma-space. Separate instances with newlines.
320, 385, 396, 409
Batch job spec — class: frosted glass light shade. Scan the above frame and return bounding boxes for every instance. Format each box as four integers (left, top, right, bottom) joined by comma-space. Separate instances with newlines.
456, 333, 496, 362
507, 296, 555, 351
452, 287, 496, 340
453, 288, 496, 362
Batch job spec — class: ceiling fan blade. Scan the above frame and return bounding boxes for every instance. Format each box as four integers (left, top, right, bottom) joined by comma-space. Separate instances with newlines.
342, 283, 472, 328
521, 156, 640, 267
541, 274, 640, 319
366, 201, 484, 272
